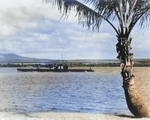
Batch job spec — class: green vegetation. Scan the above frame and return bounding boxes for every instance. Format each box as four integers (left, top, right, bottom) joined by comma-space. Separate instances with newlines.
0, 59, 150, 67
67, 62, 120, 67
0, 63, 22, 67
0, 62, 120, 67
0, 63, 39, 67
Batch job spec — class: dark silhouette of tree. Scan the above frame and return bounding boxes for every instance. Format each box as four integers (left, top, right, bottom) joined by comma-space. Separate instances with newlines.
44, 0, 150, 118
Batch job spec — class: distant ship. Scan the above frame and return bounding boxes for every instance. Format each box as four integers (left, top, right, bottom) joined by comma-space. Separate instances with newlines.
17, 63, 94, 72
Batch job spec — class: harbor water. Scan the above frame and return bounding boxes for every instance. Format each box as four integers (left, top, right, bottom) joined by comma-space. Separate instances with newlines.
0, 68, 129, 115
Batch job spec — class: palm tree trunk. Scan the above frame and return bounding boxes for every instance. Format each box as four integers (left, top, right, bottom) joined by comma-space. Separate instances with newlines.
116, 37, 149, 118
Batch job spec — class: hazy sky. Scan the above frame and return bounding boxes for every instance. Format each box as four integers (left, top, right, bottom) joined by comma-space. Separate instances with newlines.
0, 0, 150, 59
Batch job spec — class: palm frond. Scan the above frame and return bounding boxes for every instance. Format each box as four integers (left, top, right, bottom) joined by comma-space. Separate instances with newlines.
128, 1, 150, 34
44, 0, 101, 30
44, 0, 150, 37
43, 0, 119, 34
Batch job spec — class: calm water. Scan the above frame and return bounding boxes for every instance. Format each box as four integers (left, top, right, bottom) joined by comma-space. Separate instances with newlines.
0, 68, 129, 114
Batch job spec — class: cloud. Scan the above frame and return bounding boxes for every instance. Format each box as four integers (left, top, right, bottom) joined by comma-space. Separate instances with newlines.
0, 0, 149, 59
131, 28, 150, 58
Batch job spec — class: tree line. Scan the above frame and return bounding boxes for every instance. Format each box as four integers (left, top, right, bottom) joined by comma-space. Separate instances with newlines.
0, 62, 149, 67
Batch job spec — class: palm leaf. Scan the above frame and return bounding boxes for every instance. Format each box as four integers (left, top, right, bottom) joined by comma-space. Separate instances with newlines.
44, 0, 150, 37
44, 0, 119, 34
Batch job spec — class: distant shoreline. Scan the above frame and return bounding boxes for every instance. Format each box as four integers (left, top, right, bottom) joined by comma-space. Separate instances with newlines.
0, 63, 150, 67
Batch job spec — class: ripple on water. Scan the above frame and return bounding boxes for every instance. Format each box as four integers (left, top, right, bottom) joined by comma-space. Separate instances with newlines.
0, 68, 128, 114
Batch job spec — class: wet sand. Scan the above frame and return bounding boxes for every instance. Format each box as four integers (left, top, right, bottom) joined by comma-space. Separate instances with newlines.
1, 67, 150, 120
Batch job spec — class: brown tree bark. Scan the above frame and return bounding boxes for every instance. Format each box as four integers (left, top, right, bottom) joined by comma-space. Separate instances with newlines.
123, 75, 149, 118
117, 37, 149, 118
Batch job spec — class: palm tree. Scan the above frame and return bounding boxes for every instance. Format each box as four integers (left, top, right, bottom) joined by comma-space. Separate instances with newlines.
44, 0, 150, 118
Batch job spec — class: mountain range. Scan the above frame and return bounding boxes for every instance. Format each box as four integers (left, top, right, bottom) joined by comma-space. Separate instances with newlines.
0, 53, 121, 64
0, 53, 54, 63
0, 53, 149, 66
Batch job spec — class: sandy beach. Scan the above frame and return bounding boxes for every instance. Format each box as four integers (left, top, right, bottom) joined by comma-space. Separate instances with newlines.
0, 67, 150, 120
0, 111, 149, 120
